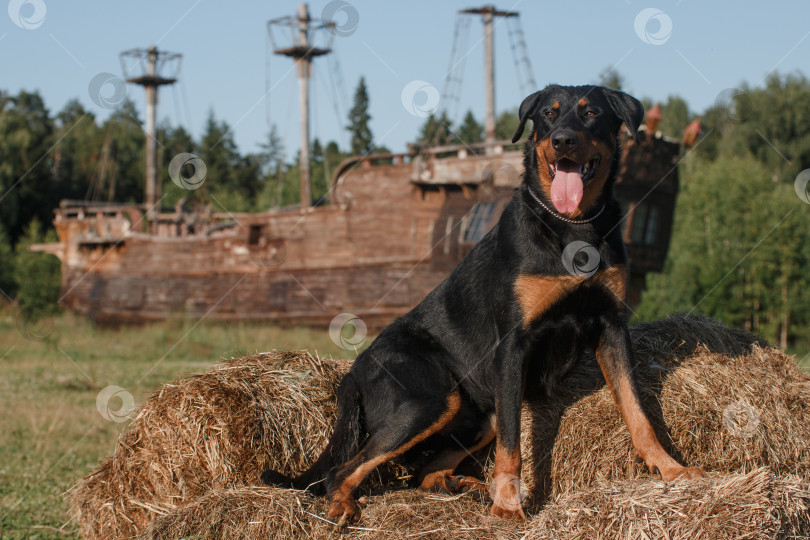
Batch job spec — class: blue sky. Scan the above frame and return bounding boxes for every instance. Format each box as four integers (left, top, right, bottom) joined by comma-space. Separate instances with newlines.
2, 0, 809, 159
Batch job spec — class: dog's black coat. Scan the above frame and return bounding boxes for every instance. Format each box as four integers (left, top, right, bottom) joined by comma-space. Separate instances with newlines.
263, 85, 696, 520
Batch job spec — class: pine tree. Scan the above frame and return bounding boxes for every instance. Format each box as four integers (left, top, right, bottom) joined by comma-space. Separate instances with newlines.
418, 111, 452, 146
454, 110, 483, 145
495, 108, 520, 141
259, 124, 285, 178
347, 77, 373, 155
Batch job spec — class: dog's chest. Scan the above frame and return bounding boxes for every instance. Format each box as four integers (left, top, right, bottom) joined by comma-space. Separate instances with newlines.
513, 266, 626, 327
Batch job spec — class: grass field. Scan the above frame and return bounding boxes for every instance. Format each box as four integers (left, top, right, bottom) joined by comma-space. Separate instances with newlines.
1, 309, 807, 539
0, 308, 361, 539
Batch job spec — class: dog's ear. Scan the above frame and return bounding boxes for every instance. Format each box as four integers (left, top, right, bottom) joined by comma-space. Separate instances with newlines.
603, 88, 644, 143
511, 91, 543, 143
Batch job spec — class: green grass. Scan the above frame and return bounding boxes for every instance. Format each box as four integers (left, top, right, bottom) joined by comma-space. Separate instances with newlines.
0, 309, 360, 539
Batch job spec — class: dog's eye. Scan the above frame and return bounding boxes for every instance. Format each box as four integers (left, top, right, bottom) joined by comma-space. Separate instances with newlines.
584, 110, 597, 118
544, 111, 554, 118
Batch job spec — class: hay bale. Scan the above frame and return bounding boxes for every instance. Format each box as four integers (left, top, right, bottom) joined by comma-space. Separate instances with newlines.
519, 315, 810, 508
73, 314, 810, 537
528, 468, 810, 540
70, 351, 350, 540
142, 469, 809, 539
142, 487, 519, 540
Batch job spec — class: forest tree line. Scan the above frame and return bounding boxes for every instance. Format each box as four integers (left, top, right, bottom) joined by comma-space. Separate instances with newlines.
1, 74, 809, 351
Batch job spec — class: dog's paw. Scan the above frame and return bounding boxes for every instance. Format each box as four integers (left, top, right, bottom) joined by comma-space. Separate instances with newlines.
658, 464, 706, 481
669, 466, 706, 480
489, 502, 527, 520
327, 498, 361, 527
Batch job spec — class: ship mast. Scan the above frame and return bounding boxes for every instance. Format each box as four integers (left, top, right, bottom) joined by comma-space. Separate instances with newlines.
268, 3, 334, 210
120, 46, 182, 230
460, 6, 517, 152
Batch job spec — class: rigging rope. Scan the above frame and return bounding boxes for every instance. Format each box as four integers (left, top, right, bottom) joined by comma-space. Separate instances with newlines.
511, 16, 537, 91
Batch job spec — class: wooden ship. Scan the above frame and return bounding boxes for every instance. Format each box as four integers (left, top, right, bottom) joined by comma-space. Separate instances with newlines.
33, 5, 682, 330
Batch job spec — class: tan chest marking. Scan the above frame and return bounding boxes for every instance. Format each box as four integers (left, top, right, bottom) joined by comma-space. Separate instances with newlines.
514, 265, 628, 327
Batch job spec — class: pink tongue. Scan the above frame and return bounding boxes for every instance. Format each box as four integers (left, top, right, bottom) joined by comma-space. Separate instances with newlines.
550, 161, 583, 214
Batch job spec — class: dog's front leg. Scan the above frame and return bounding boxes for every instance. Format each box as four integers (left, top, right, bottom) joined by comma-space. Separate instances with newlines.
490, 335, 528, 519
596, 315, 704, 481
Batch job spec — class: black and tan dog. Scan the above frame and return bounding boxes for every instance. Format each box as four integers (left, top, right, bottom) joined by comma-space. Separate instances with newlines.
263, 84, 704, 522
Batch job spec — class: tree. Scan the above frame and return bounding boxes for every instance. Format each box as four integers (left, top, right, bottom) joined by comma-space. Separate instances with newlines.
418, 111, 453, 146
0, 90, 55, 242
13, 219, 61, 320
0, 223, 15, 300
658, 95, 691, 141
495, 108, 521, 141
453, 110, 483, 145
347, 77, 373, 155
197, 110, 263, 210
52, 99, 102, 202
101, 98, 145, 204
258, 124, 285, 178
598, 68, 624, 91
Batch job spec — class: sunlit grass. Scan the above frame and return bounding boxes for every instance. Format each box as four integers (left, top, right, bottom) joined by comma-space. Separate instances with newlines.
0, 308, 362, 539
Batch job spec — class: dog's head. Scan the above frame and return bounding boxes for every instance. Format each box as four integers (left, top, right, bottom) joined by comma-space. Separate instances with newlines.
512, 85, 644, 218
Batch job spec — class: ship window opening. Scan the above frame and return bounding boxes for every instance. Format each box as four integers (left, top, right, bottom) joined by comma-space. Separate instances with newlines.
644, 205, 660, 245
630, 202, 660, 246
248, 225, 263, 245
463, 202, 496, 243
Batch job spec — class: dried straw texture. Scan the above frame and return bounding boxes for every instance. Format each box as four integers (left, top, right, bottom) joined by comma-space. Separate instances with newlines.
142, 487, 519, 540
141, 469, 809, 540
527, 468, 810, 540
520, 314, 810, 508
72, 314, 810, 538
69, 351, 350, 540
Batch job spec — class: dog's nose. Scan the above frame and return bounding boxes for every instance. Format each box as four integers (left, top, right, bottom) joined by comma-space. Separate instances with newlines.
551, 130, 578, 153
